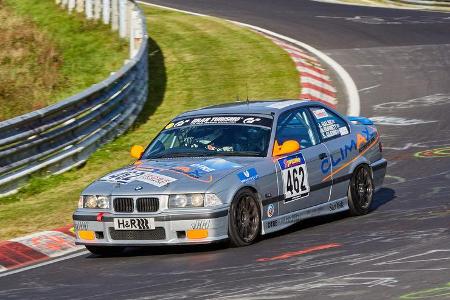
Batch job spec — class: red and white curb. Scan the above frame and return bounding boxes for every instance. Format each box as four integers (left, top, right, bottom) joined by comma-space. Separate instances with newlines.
0, 225, 81, 273
263, 35, 338, 108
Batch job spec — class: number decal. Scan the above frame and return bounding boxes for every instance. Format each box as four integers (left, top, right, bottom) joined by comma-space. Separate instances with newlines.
278, 153, 310, 201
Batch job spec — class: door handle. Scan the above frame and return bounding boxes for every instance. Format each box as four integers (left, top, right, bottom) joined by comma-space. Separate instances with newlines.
319, 153, 328, 160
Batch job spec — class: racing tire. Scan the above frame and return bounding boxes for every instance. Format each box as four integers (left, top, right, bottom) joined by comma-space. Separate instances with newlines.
85, 245, 125, 257
228, 188, 261, 247
348, 165, 374, 216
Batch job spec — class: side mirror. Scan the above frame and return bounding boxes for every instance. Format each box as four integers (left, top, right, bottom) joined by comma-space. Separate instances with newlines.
272, 140, 300, 157
130, 145, 144, 159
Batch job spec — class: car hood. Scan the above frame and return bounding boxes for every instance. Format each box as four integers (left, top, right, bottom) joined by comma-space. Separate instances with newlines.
83, 157, 261, 196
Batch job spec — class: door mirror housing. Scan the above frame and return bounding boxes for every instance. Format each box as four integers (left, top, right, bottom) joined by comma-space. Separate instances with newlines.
130, 145, 144, 159
272, 140, 300, 157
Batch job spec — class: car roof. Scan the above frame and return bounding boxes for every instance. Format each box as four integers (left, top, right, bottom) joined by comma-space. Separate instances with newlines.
176, 99, 321, 119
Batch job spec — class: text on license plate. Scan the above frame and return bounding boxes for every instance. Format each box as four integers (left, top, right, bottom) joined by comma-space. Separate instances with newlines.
113, 218, 155, 230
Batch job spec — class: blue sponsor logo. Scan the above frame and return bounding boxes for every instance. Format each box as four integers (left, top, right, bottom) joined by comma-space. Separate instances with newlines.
237, 168, 259, 183
171, 158, 242, 178
278, 153, 305, 170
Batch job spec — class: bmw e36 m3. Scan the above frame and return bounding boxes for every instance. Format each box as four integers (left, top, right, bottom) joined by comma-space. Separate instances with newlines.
73, 100, 387, 255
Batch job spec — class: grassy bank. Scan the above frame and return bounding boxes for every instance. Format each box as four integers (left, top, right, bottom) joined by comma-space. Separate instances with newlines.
0, 0, 128, 121
0, 5, 299, 240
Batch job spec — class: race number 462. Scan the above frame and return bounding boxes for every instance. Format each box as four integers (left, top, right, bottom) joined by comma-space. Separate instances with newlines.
283, 165, 310, 199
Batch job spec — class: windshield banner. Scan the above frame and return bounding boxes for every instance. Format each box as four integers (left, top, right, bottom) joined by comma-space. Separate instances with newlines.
165, 115, 273, 129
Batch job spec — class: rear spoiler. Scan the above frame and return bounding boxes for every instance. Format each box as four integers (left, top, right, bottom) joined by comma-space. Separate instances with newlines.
347, 116, 374, 125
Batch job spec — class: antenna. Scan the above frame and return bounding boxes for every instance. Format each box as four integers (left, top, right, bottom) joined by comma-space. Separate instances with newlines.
246, 83, 249, 104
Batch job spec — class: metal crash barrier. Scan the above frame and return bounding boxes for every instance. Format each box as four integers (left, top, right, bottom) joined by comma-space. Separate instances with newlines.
0, 0, 148, 195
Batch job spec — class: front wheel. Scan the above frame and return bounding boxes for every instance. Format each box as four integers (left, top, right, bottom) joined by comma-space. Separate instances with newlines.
348, 165, 374, 216
85, 245, 125, 257
228, 188, 261, 247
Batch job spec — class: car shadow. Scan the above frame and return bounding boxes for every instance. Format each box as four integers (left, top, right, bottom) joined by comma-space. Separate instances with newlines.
370, 187, 396, 211
132, 35, 167, 129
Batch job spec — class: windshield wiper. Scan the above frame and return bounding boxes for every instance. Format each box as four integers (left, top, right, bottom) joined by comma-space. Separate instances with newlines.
147, 150, 217, 159
218, 151, 262, 157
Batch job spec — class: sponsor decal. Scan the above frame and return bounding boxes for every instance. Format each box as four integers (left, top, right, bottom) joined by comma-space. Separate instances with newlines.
267, 204, 275, 218
329, 200, 344, 211
74, 221, 88, 231
114, 218, 155, 230
101, 169, 147, 184
237, 168, 259, 183
318, 119, 341, 139
136, 172, 176, 187
339, 126, 349, 136
312, 108, 329, 119
278, 153, 305, 170
191, 219, 211, 230
164, 115, 273, 128
321, 127, 377, 175
278, 153, 310, 200
100, 169, 176, 187
267, 220, 278, 228
243, 117, 261, 124
171, 158, 242, 178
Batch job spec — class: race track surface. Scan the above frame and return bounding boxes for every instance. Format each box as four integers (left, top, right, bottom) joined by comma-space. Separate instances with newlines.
1, 1, 449, 299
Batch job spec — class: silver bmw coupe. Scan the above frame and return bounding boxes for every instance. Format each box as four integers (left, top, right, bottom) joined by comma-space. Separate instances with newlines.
73, 100, 387, 255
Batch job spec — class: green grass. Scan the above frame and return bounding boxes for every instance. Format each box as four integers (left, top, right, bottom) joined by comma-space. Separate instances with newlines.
0, 0, 128, 121
0, 5, 299, 240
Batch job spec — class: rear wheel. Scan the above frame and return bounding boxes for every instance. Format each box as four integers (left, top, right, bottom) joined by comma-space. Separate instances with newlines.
348, 165, 374, 216
228, 188, 261, 247
85, 245, 125, 256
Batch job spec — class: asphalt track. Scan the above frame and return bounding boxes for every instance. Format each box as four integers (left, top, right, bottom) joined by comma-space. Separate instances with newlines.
1, 1, 449, 299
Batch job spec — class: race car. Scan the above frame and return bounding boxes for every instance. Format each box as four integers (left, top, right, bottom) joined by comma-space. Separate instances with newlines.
73, 100, 387, 255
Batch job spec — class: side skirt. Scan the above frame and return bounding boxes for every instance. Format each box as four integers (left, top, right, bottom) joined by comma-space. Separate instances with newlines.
261, 197, 349, 235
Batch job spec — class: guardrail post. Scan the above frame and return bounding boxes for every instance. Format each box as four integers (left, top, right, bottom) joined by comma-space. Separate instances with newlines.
85, 0, 93, 19
119, 0, 127, 38
76, 0, 84, 13
94, 0, 102, 20
68, 0, 76, 13
102, 0, 111, 24
111, 0, 119, 31
130, 8, 143, 58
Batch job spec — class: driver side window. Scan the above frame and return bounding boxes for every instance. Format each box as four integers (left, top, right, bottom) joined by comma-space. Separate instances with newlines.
275, 109, 318, 149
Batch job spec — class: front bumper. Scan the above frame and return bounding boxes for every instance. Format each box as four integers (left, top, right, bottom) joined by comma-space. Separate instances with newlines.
73, 209, 229, 246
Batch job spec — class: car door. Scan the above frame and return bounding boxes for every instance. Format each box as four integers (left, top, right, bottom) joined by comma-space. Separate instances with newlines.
274, 108, 331, 216
308, 106, 355, 202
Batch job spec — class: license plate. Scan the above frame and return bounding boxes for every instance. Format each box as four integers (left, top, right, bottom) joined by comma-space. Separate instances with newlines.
113, 218, 155, 230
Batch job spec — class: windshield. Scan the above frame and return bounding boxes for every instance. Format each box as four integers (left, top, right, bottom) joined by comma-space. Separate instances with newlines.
143, 115, 273, 159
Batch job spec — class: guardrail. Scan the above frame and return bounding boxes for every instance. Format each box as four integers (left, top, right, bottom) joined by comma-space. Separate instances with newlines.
0, 0, 148, 196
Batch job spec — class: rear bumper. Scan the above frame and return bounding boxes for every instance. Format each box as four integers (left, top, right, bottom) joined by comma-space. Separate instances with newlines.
371, 158, 387, 190
73, 209, 229, 246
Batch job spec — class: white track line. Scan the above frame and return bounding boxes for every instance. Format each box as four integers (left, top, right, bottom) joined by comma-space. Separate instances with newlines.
0, 250, 89, 278
137, 1, 361, 116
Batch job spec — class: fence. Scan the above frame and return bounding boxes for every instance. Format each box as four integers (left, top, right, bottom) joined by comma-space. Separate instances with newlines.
0, 0, 148, 196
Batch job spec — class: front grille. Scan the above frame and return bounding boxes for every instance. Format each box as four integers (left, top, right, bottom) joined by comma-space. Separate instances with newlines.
109, 227, 166, 240
136, 197, 159, 212
113, 198, 134, 212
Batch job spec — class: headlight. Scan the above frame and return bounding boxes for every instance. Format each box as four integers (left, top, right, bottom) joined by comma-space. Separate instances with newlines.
79, 195, 111, 209
169, 193, 222, 208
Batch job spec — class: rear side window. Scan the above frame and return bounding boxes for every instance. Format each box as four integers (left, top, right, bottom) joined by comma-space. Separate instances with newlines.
309, 107, 349, 141
276, 108, 319, 149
